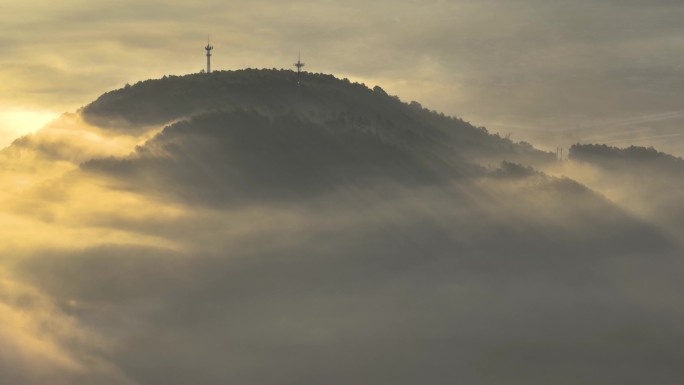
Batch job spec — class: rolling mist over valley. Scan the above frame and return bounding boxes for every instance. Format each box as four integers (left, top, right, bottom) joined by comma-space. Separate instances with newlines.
1, 69, 683, 385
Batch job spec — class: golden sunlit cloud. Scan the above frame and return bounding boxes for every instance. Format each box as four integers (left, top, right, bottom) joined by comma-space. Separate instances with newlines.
1, 2, 684, 384
0, 108, 58, 148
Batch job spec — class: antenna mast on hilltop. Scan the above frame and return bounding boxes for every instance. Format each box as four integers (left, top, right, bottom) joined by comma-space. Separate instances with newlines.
205, 36, 214, 73
294, 52, 305, 85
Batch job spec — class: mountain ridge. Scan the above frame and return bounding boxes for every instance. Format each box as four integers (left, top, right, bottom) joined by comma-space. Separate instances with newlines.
80, 69, 555, 166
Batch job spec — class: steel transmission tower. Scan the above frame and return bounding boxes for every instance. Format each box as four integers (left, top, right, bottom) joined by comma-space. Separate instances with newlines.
294, 53, 305, 85
205, 37, 213, 73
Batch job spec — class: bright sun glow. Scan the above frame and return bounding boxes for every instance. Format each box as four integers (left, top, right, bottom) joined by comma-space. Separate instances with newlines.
0, 108, 58, 149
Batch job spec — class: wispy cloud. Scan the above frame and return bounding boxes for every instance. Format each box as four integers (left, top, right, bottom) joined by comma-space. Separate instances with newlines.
2, 3, 684, 383
1, 78, 683, 382
4, 0, 684, 154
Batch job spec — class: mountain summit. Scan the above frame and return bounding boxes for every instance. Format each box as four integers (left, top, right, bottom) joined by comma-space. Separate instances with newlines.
74, 69, 557, 203
82, 69, 553, 162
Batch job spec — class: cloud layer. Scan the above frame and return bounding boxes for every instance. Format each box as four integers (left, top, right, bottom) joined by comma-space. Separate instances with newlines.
4, 0, 684, 152
1, 71, 684, 383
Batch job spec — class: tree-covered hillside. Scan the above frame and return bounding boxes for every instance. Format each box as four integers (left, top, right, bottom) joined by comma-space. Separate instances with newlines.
81, 69, 554, 166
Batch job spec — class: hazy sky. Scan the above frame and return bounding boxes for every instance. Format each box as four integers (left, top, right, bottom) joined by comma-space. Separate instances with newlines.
2, 7, 684, 380
3, 0, 684, 152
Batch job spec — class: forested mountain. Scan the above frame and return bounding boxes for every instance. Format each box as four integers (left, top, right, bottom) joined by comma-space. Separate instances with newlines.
1, 70, 682, 385
82, 69, 554, 166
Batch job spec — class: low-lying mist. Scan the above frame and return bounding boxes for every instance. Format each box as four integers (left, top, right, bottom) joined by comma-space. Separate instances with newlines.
1, 71, 683, 385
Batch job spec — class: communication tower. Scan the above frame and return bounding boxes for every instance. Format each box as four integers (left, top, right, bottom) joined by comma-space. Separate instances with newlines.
294, 53, 305, 85
205, 37, 214, 73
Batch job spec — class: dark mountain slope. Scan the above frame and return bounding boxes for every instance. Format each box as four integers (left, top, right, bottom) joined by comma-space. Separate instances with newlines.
81, 69, 554, 166
83, 109, 470, 204
570, 143, 684, 173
